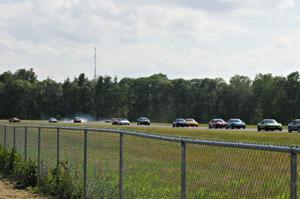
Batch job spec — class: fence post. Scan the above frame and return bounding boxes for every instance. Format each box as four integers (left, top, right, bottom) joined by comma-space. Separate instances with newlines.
37, 127, 41, 187
291, 149, 298, 199
1, 126, 4, 146
13, 126, 16, 150
24, 126, 27, 162
4, 126, 6, 148
119, 132, 124, 199
56, 128, 60, 170
181, 141, 187, 199
83, 129, 88, 199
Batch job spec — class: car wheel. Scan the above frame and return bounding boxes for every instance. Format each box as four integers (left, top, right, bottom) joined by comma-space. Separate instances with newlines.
257, 127, 261, 131
226, 126, 228, 129
243, 126, 246, 129
279, 128, 282, 131
288, 128, 292, 132
231, 126, 234, 129
209, 125, 211, 129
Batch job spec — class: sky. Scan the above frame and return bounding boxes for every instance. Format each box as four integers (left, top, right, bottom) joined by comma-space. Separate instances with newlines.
0, 0, 300, 82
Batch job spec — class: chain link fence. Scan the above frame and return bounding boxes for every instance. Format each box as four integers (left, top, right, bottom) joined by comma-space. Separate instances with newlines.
0, 124, 299, 199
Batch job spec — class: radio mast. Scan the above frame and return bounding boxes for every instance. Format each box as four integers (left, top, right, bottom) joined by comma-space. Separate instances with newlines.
94, 47, 97, 79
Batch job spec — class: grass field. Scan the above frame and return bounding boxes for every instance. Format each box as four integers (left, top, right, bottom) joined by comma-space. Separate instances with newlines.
2, 120, 298, 145
0, 120, 299, 198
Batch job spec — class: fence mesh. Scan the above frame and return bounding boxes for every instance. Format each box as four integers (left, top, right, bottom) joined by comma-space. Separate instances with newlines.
27, 127, 38, 161
60, 128, 84, 193
87, 131, 120, 199
40, 128, 57, 175
5, 126, 14, 149
187, 144, 290, 199
15, 127, 25, 159
0, 125, 298, 199
0, 126, 4, 146
124, 135, 181, 198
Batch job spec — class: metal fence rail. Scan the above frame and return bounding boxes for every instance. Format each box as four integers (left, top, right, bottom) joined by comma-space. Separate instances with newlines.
0, 124, 298, 199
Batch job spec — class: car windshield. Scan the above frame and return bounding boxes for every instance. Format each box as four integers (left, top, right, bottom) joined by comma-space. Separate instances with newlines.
264, 119, 276, 124
186, 119, 195, 122
139, 117, 148, 120
229, 119, 241, 123
214, 119, 224, 122
176, 119, 185, 122
294, 120, 300, 124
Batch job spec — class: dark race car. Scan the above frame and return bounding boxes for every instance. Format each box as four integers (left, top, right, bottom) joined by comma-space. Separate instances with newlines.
73, 117, 82, 123
288, 119, 300, 132
137, 117, 150, 125
172, 118, 188, 127
226, 118, 246, 129
208, 119, 227, 129
257, 119, 282, 131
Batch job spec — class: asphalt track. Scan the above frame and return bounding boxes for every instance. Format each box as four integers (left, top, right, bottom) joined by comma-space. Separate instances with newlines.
81, 121, 289, 133
14, 120, 289, 133
134, 124, 288, 133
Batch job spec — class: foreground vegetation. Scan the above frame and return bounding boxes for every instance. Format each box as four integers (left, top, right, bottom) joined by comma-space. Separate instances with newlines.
0, 145, 82, 198
1, 121, 300, 198
1, 68, 300, 125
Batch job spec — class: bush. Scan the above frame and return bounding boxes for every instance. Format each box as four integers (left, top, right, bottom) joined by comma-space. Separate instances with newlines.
13, 159, 37, 188
0, 146, 20, 175
0, 145, 9, 171
0, 145, 81, 198
39, 161, 82, 199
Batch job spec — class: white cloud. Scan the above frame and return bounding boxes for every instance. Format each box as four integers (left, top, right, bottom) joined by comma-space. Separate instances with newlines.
0, 0, 299, 81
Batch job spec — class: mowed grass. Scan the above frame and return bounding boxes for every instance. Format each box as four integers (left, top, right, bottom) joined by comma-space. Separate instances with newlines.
2, 120, 299, 146
0, 120, 299, 198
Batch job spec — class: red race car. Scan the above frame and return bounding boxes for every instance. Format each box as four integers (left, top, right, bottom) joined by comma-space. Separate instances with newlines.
208, 119, 227, 129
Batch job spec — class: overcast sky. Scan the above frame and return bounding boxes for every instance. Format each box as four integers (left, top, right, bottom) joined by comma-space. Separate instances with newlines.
0, 0, 300, 82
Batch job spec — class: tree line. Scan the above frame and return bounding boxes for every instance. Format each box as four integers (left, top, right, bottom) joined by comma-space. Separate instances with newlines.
0, 68, 299, 124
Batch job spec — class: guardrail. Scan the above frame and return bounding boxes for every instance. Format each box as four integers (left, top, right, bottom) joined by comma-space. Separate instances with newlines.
0, 124, 298, 199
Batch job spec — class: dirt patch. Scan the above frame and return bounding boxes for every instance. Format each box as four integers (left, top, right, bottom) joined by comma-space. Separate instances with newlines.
0, 176, 49, 199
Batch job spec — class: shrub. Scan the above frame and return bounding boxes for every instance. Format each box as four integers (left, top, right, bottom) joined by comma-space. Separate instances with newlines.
13, 159, 37, 188
0, 146, 20, 175
0, 145, 81, 199
39, 161, 82, 199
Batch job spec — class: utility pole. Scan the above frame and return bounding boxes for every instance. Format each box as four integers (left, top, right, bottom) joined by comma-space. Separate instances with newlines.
94, 47, 97, 79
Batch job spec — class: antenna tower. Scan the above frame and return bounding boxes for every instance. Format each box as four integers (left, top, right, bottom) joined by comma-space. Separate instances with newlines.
94, 47, 97, 79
